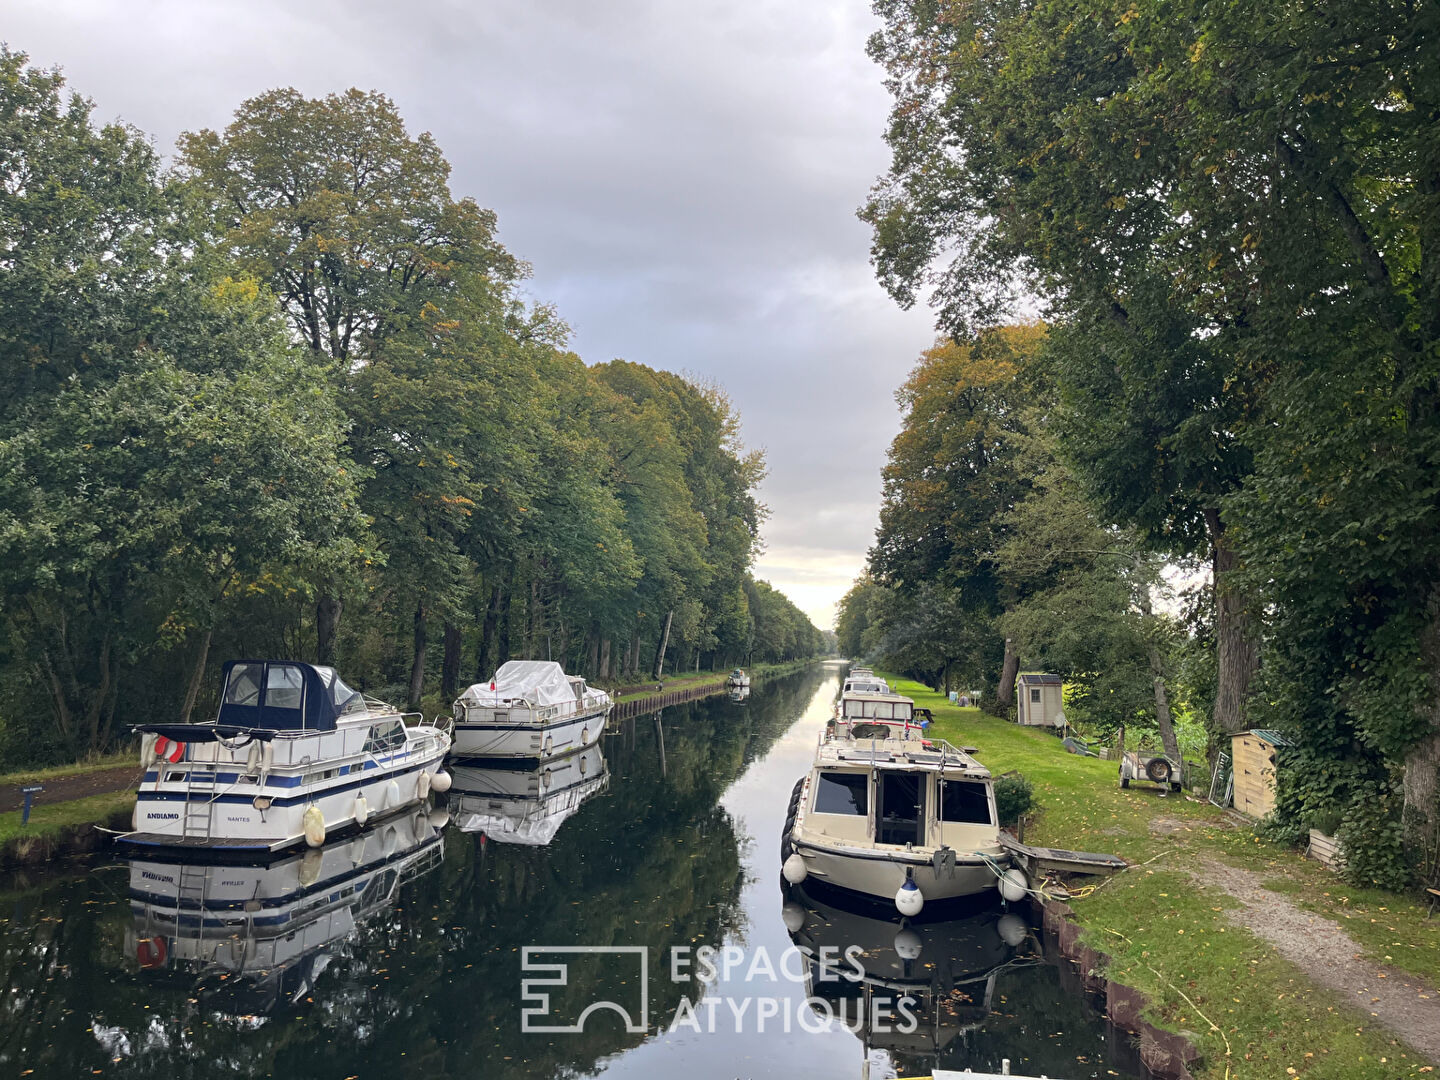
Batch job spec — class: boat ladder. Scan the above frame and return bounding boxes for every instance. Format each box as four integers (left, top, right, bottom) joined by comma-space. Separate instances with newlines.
182, 767, 218, 841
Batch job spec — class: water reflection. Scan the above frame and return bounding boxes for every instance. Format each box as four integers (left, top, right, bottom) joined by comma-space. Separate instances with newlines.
780, 877, 1143, 1079
727, 685, 750, 703
124, 808, 445, 1015
448, 743, 609, 845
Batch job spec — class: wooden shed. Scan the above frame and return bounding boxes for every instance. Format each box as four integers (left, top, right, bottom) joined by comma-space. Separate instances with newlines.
1230, 729, 1291, 818
1016, 672, 1063, 727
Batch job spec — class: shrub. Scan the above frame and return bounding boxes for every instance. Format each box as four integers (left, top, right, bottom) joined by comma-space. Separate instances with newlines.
994, 772, 1035, 828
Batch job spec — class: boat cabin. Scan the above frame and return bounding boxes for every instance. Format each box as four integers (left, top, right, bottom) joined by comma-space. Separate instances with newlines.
842, 673, 890, 696
835, 691, 920, 739
215, 660, 368, 732
804, 736, 997, 854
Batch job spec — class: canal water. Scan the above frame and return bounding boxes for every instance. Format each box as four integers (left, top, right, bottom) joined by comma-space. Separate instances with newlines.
0, 662, 1142, 1079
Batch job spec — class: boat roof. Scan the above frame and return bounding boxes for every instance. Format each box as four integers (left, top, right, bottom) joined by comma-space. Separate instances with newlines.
211, 660, 367, 733
814, 732, 990, 777
839, 691, 913, 705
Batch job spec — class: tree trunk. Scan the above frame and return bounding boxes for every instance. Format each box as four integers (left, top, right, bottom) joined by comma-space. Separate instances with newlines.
1207, 509, 1259, 736
496, 584, 513, 667
1407, 598, 1440, 879
587, 627, 600, 678
1149, 643, 1181, 763
316, 593, 343, 666
408, 603, 427, 712
997, 637, 1020, 709
179, 628, 214, 724
599, 637, 612, 680
1136, 585, 1182, 763
442, 621, 463, 701
477, 584, 501, 680
527, 579, 540, 660
653, 609, 674, 681
629, 626, 641, 677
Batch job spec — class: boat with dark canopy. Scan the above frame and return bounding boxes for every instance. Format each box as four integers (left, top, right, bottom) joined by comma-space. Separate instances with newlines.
120, 660, 453, 853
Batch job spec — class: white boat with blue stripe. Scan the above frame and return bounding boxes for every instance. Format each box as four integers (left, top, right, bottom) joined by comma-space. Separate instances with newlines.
451, 660, 611, 761
120, 660, 453, 854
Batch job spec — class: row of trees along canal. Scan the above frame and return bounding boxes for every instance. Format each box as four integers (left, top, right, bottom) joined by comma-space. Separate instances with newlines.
840, 0, 1440, 891
0, 48, 823, 769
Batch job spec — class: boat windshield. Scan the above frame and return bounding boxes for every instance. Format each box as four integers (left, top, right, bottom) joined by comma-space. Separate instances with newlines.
315, 666, 367, 716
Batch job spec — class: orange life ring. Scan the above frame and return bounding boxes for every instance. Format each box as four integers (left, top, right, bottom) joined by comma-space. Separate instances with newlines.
136, 935, 168, 968
153, 737, 185, 764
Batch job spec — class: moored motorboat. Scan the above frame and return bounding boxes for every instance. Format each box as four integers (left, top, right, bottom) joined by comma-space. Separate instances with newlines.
451, 660, 611, 761
782, 728, 1024, 915
122, 660, 452, 854
726, 667, 751, 687
448, 742, 608, 845
830, 686, 926, 740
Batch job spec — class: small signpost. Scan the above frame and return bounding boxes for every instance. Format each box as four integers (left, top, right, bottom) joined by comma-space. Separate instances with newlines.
20, 785, 43, 826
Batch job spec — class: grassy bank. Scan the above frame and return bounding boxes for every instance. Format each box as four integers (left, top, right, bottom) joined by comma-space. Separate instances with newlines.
0, 789, 133, 849
883, 674, 1439, 1079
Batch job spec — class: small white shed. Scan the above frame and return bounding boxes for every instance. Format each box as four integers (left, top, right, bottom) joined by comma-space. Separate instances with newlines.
1016, 672, 1063, 727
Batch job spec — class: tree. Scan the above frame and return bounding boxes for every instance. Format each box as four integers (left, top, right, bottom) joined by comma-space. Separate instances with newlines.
180, 88, 522, 664
869, 325, 1044, 704
863, 0, 1260, 738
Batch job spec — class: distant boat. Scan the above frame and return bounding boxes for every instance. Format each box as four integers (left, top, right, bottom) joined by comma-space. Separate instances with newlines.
726, 668, 751, 688
452, 660, 611, 761
122, 660, 452, 854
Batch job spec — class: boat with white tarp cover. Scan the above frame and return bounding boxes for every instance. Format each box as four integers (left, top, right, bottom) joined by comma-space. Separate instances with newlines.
119, 660, 453, 854
451, 659, 611, 761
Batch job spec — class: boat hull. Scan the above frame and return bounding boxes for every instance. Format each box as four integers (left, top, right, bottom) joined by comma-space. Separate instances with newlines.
451, 706, 607, 760
790, 838, 1004, 903
124, 746, 449, 853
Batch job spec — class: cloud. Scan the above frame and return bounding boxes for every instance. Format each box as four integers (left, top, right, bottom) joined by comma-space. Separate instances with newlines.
6, 0, 935, 630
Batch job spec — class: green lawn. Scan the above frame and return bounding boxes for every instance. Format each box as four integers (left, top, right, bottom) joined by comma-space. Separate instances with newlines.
0, 788, 134, 848
882, 674, 1439, 1079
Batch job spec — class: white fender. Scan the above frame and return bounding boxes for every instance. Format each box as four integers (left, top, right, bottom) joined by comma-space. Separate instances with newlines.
246, 740, 263, 776
782, 853, 808, 884
303, 804, 326, 848
896, 879, 924, 916
430, 769, 452, 794
997, 867, 1029, 902
417, 770, 431, 800
385, 780, 400, 809
353, 794, 370, 827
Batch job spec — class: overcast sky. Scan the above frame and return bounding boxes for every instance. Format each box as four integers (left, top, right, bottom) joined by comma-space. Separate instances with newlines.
8, 0, 937, 630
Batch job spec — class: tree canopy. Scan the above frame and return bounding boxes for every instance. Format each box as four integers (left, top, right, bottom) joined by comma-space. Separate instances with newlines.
0, 51, 821, 763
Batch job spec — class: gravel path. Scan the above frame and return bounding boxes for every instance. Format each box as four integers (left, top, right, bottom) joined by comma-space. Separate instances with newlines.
0, 764, 139, 813
1192, 856, 1440, 1062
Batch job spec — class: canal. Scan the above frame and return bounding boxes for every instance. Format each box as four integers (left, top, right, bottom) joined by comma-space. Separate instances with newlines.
0, 662, 1142, 1079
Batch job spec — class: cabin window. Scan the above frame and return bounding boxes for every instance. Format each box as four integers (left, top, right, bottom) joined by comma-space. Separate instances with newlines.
225, 663, 263, 706
266, 664, 305, 710
1030, 687, 1041, 704
364, 720, 407, 754
941, 780, 992, 824
813, 772, 869, 816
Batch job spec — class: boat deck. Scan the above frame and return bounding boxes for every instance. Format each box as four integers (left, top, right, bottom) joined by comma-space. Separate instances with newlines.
117, 832, 292, 853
